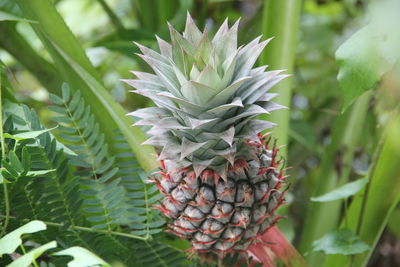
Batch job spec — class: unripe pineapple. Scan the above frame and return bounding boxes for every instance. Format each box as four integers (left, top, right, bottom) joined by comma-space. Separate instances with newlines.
125, 14, 289, 257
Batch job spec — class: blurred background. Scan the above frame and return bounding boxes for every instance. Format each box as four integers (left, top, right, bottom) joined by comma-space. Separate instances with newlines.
1, 0, 399, 266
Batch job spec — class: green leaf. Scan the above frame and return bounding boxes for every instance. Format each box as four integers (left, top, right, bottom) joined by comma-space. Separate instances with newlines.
50, 41, 157, 171
0, 11, 35, 23
311, 177, 369, 202
26, 169, 56, 177
388, 208, 400, 238
16, 0, 157, 172
56, 142, 77, 156
4, 126, 57, 140
49, 93, 64, 105
61, 82, 71, 101
8, 151, 23, 173
289, 120, 321, 155
336, 0, 400, 111
312, 229, 369, 255
21, 147, 31, 170
7, 241, 57, 267
54, 247, 111, 267
0, 220, 46, 256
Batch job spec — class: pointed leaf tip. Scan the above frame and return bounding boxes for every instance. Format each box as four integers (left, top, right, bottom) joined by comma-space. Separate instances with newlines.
180, 137, 208, 160
231, 17, 241, 30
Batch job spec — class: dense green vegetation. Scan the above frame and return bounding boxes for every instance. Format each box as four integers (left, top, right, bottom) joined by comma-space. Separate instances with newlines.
0, 0, 399, 266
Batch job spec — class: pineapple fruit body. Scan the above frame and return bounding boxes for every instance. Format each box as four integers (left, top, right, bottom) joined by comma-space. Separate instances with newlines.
125, 14, 288, 255
156, 136, 286, 254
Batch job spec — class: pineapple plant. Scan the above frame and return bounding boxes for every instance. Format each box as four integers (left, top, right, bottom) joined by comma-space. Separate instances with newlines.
124, 14, 290, 260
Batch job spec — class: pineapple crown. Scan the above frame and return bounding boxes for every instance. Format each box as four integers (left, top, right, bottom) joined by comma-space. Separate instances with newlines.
124, 13, 288, 180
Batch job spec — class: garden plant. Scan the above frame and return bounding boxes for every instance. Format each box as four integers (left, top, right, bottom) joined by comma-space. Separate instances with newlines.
0, 0, 399, 266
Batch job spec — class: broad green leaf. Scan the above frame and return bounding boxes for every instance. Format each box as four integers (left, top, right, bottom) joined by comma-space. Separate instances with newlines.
7, 241, 57, 267
4, 126, 57, 140
54, 247, 110, 267
311, 177, 368, 202
16, 0, 157, 172
336, 0, 400, 111
0, 220, 46, 256
312, 229, 369, 255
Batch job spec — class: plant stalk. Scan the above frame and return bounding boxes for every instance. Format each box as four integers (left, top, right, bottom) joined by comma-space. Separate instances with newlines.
96, 0, 125, 32
299, 92, 372, 265
260, 0, 302, 159
355, 132, 385, 236
132, 0, 159, 32
0, 215, 151, 241
0, 72, 10, 237
323, 111, 400, 267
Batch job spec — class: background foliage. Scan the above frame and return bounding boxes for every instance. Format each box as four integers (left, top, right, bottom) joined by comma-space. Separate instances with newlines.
0, 0, 399, 266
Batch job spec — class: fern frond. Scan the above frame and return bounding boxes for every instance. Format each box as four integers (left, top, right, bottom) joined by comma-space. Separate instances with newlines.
3, 103, 136, 264
7, 105, 91, 248
113, 130, 165, 237
50, 84, 124, 231
2, 97, 188, 266
50, 84, 165, 238
131, 238, 188, 267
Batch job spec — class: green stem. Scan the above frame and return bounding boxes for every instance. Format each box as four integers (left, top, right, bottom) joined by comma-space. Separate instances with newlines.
20, 244, 26, 254
355, 130, 385, 236
96, 0, 125, 32
133, 0, 159, 31
158, 0, 177, 28
0, 72, 10, 238
0, 215, 150, 241
20, 244, 39, 267
349, 115, 387, 267
1, 185, 9, 238
299, 92, 372, 265
260, 0, 302, 159
344, 198, 349, 229
323, 111, 400, 267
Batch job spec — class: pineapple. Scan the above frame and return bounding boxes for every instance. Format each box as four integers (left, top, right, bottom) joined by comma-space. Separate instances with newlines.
124, 14, 289, 256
